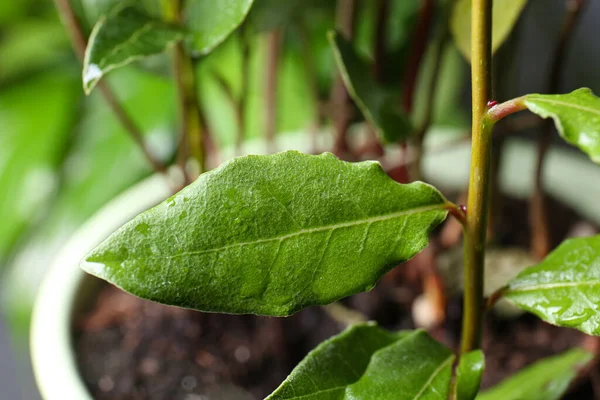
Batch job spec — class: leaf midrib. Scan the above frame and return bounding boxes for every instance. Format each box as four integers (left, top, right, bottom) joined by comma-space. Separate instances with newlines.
526, 97, 600, 117
508, 280, 600, 293
166, 203, 447, 260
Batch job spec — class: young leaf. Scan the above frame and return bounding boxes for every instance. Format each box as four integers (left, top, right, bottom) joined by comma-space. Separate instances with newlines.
267, 325, 454, 400
456, 350, 485, 400
83, 151, 449, 316
523, 89, 600, 163
504, 235, 600, 335
451, 0, 528, 61
184, 0, 255, 56
477, 349, 592, 400
83, 5, 184, 94
329, 32, 413, 144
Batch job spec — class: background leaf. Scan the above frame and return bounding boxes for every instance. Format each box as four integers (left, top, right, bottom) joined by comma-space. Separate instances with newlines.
83, 5, 183, 93
83, 151, 448, 316
268, 325, 454, 400
477, 349, 592, 400
451, 0, 528, 60
524, 88, 600, 163
505, 235, 600, 335
0, 72, 80, 264
184, 0, 255, 56
456, 350, 485, 400
329, 32, 412, 144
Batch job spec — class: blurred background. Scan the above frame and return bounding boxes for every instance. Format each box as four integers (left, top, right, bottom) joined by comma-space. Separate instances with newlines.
1, 0, 600, 398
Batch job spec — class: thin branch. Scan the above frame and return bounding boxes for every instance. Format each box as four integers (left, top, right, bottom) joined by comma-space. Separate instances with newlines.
331, 0, 357, 157
264, 29, 282, 154
53, 0, 166, 174
238, 27, 251, 156
166, 0, 205, 181
531, 0, 587, 260
401, 0, 435, 113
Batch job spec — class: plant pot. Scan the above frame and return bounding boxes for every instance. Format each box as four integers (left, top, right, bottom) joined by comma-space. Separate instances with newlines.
30, 174, 173, 400
30, 138, 600, 399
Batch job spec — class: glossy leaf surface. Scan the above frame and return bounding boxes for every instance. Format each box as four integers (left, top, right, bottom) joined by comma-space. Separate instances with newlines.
83, 5, 183, 93
505, 235, 600, 335
477, 349, 592, 400
83, 151, 448, 316
267, 325, 454, 400
451, 0, 528, 60
456, 351, 484, 400
184, 0, 255, 55
524, 89, 600, 163
329, 32, 412, 143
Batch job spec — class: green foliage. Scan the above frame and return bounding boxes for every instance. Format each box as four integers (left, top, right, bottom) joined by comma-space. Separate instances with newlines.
329, 32, 412, 144
504, 235, 600, 335
267, 325, 455, 400
524, 89, 600, 163
456, 351, 485, 400
0, 73, 80, 263
83, 151, 448, 316
477, 349, 592, 400
451, 0, 528, 61
82, 4, 183, 93
184, 0, 255, 55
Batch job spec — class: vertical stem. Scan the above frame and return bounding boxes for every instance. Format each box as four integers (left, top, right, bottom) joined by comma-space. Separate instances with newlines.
461, 0, 493, 354
53, 0, 166, 174
531, 0, 587, 260
331, 0, 356, 157
264, 29, 282, 154
165, 0, 205, 179
298, 22, 322, 153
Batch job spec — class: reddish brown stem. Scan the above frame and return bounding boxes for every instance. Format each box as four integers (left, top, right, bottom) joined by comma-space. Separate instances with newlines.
264, 29, 282, 154
53, 0, 166, 174
531, 0, 587, 260
331, 0, 357, 157
401, 0, 435, 113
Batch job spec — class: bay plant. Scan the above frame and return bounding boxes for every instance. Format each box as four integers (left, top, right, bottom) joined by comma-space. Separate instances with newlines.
49, 0, 600, 398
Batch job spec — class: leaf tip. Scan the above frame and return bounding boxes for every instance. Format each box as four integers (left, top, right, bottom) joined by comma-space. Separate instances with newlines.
80, 258, 108, 278
82, 63, 103, 95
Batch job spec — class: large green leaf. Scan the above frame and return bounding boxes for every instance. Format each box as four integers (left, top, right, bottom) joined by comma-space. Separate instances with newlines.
184, 0, 255, 56
267, 325, 455, 400
83, 151, 448, 316
523, 89, 600, 163
82, 4, 184, 94
329, 32, 412, 144
504, 235, 600, 335
451, 0, 528, 61
456, 351, 485, 400
477, 349, 592, 400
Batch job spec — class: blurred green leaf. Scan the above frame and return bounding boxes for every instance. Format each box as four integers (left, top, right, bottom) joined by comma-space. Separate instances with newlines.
2, 67, 176, 335
0, 19, 70, 82
523, 88, 600, 163
184, 0, 255, 56
456, 350, 485, 400
268, 326, 454, 399
83, 4, 184, 93
0, 73, 81, 263
505, 234, 600, 335
329, 32, 412, 143
451, 0, 528, 61
246, 0, 302, 33
477, 349, 592, 400
83, 151, 448, 316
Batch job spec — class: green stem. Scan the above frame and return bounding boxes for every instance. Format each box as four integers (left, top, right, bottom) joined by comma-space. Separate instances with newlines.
461, 0, 493, 354
164, 0, 205, 179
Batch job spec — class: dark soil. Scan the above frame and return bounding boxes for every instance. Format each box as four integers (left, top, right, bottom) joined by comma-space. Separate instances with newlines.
74, 194, 599, 400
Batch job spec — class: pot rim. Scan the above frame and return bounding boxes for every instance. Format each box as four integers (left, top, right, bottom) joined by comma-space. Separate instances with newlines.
30, 174, 173, 400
